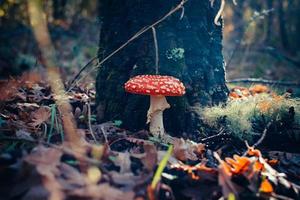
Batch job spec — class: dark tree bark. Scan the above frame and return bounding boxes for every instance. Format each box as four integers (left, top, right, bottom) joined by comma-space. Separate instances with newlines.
96, 0, 228, 137
53, 0, 67, 20
277, 0, 290, 52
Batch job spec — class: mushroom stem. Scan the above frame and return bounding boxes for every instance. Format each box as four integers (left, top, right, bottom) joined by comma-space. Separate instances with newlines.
147, 95, 170, 136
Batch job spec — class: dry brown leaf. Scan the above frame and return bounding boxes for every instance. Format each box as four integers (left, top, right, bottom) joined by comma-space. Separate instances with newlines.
71, 183, 135, 200
29, 106, 51, 127
172, 138, 201, 161
25, 146, 64, 200
109, 171, 139, 187
142, 143, 157, 171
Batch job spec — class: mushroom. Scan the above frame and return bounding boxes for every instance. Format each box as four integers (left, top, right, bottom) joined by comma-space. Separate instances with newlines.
124, 75, 185, 137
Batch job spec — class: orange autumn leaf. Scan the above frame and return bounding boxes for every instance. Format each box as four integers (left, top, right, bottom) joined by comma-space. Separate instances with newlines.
230, 86, 250, 99
171, 163, 215, 180
267, 159, 279, 166
225, 155, 251, 174
247, 146, 261, 157
249, 84, 269, 95
253, 161, 264, 172
260, 179, 273, 193
229, 92, 240, 99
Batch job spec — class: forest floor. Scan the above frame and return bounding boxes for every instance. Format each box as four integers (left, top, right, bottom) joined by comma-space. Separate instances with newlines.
1, 21, 300, 200
0, 70, 300, 200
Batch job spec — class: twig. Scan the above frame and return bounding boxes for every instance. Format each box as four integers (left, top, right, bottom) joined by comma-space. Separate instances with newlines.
242, 121, 272, 156
87, 101, 98, 143
151, 26, 159, 74
227, 78, 300, 87
68, 56, 99, 87
252, 121, 272, 148
67, 0, 188, 91
28, 0, 82, 148
200, 128, 226, 142
214, 0, 225, 26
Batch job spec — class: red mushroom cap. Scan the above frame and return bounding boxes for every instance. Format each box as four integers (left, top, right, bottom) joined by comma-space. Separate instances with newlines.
124, 75, 185, 96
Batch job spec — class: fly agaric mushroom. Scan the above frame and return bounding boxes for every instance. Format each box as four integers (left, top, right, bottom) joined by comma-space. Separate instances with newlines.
124, 75, 185, 136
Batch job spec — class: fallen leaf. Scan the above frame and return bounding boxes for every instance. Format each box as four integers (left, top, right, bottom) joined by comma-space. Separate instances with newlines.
172, 138, 199, 161
259, 179, 273, 193
29, 106, 51, 127
225, 155, 251, 174
142, 143, 157, 171
249, 84, 269, 95
71, 183, 134, 200
25, 146, 64, 200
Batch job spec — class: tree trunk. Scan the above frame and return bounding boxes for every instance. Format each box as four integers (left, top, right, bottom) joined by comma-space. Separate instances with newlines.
264, 0, 273, 44
277, 0, 290, 52
96, 0, 228, 137
53, 0, 67, 20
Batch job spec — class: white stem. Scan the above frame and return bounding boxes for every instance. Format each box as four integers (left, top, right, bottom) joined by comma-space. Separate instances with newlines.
147, 95, 170, 136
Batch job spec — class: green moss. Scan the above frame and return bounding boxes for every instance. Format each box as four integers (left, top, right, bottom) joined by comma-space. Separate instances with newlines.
202, 94, 300, 141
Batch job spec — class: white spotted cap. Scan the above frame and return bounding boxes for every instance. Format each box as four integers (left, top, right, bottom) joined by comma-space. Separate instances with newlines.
124, 75, 185, 96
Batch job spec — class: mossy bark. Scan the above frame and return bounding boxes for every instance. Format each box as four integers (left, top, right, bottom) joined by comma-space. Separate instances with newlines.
96, 0, 229, 137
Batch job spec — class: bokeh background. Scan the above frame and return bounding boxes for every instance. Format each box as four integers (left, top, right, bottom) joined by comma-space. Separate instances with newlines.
0, 0, 299, 84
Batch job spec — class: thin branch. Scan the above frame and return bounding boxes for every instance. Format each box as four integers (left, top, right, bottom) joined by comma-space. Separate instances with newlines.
200, 128, 226, 142
214, 0, 225, 26
87, 101, 98, 143
28, 0, 82, 148
67, 0, 188, 91
252, 121, 272, 148
227, 78, 300, 87
151, 26, 159, 74
242, 121, 272, 156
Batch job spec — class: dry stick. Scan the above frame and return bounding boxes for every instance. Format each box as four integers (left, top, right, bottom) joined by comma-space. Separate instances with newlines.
227, 78, 300, 87
87, 101, 97, 143
200, 128, 226, 143
242, 121, 272, 156
210, 0, 238, 23
28, 0, 82, 148
252, 121, 272, 148
213, 0, 225, 26
68, 0, 188, 91
151, 26, 159, 74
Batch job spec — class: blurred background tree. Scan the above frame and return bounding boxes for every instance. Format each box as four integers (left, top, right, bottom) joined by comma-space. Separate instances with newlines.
0, 0, 299, 83
223, 0, 300, 81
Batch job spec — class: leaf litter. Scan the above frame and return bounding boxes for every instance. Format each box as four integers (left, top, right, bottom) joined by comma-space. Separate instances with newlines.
0, 73, 300, 200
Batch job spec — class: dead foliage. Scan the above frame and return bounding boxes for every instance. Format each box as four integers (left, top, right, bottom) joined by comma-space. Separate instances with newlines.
1, 77, 300, 200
